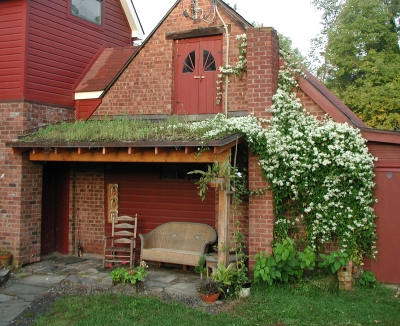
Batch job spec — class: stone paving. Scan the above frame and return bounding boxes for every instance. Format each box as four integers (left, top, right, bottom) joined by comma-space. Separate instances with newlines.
0, 253, 202, 325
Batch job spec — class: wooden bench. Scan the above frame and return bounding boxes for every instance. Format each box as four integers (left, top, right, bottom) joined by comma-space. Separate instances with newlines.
139, 222, 216, 268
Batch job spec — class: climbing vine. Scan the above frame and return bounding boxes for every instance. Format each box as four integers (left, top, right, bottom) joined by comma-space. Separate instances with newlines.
188, 62, 378, 263
216, 34, 247, 105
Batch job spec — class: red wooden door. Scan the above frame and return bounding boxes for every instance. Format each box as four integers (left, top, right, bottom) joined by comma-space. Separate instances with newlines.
174, 36, 222, 115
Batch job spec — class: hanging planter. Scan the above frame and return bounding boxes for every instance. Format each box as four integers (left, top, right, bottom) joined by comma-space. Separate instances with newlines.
208, 177, 226, 189
188, 160, 239, 201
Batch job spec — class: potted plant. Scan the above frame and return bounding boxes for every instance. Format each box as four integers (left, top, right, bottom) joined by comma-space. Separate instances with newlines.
197, 278, 221, 304
109, 260, 148, 292
187, 160, 239, 200
211, 262, 236, 298
0, 249, 12, 268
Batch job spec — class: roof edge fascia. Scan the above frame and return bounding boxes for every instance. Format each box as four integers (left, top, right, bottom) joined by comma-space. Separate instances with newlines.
120, 0, 145, 39
75, 91, 103, 100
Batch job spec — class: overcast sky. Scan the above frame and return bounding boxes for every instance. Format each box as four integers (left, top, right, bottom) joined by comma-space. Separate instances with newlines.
134, 0, 323, 56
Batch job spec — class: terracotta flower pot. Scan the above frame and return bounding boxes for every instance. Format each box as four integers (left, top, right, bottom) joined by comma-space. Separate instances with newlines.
200, 292, 220, 304
0, 254, 11, 268
208, 178, 226, 190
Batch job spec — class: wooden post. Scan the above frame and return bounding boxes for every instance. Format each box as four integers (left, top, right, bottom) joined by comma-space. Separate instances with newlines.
218, 179, 230, 267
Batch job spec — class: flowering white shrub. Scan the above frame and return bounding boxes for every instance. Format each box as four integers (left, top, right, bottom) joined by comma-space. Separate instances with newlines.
261, 66, 378, 260
188, 63, 378, 261
216, 34, 248, 105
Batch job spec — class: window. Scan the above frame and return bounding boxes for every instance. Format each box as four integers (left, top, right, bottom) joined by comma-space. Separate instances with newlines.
203, 50, 216, 72
71, 0, 102, 26
183, 51, 196, 74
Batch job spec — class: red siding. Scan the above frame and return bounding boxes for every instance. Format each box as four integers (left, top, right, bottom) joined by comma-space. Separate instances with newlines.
0, 0, 131, 106
365, 143, 400, 283
104, 163, 216, 257
0, 0, 25, 100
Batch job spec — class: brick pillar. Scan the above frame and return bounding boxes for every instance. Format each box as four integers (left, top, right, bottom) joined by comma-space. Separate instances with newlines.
248, 153, 275, 273
245, 27, 280, 273
0, 101, 74, 266
246, 27, 279, 119
338, 261, 353, 291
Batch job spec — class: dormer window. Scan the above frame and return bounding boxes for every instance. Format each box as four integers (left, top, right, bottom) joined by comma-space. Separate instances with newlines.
71, 0, 102, 26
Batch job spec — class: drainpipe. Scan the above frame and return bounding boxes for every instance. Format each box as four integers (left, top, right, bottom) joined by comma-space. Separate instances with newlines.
215, 2, 229, 117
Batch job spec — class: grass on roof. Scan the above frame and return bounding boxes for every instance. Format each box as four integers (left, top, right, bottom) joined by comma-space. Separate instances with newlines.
20, 117, 231, 143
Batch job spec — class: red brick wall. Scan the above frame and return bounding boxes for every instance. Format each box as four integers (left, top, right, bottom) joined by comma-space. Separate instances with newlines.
297, 91, 327, 120
93, 0, 248, 117
0, 100, 74, 266
246, 27, 279, 119
71, 164, 105, 255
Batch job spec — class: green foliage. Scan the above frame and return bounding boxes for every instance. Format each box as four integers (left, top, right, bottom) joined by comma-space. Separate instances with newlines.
310, 0, 400, 130
34, 283, 400, 326
260, 64, 378, 260
211, 263, 236, 287
109, 261, 148, 285
254, 238, 316, 285
187, 160, 239, 201
318, 251, 349, 273
194, 255, 207, 278
0, 249, 11, 256
357, 270, 379, 287
197, 278, 221, 295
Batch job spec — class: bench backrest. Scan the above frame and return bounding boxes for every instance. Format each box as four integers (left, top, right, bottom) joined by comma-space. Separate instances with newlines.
142, 222, 216, 252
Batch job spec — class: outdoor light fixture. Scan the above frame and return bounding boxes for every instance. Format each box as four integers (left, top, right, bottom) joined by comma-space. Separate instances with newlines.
182, 0, 217, 23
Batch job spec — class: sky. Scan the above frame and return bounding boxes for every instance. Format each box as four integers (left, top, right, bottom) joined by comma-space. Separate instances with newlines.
134, 0, 323, 56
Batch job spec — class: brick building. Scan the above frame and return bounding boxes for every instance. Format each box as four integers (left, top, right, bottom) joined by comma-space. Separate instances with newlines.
1, 0, 399, 283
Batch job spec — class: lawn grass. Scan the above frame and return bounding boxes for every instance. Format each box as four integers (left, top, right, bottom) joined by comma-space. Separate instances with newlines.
34, 279, 399, 326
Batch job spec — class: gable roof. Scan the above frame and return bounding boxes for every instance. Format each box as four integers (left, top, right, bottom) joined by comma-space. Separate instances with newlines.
298, 70, 400, 145
298, 70, 367, 128
74, 46, 139, 99
74, 0, 252, 102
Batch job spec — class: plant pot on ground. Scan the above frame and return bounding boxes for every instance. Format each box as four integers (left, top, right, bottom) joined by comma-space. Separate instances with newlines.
0, 250, 12, 268
197, 278, 221, 304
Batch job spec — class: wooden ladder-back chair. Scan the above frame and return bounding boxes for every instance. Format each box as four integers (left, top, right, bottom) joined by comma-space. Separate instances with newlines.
103, 214, 137, 268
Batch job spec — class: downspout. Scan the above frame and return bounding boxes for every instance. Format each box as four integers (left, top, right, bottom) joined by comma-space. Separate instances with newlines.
215, 2, 229, 117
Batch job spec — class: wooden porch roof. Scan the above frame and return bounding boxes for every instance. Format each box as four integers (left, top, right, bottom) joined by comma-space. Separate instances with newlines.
7, 133, 244, 163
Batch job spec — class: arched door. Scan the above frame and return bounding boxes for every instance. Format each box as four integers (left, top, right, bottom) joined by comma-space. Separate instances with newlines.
174, 35, 222, 114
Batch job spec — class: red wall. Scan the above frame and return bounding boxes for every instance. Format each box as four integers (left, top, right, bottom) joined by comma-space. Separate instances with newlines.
0, 0, 132, 107
0, 0, 25, 100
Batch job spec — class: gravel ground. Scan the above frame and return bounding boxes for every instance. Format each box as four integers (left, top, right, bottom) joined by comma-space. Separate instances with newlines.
9, 280, 234, 325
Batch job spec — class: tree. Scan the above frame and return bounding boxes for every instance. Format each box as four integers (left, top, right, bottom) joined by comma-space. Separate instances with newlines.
310, 0, 400, 130
279, 33, 310, 69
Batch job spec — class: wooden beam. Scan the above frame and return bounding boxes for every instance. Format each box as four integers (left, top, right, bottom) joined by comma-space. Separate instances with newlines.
102, 147, 115, 155
127, 147, 139, 155
154, 147, 165, 155
78, 148, 90, 155
218, 180, 230, 267
32, 148, 42, 155
214, 137, 243, 154
185, 147, 197, 155
12, 148, 29, 155
165, 25, 230, 40
54, 148, 68, 154
29, 149, 227, 163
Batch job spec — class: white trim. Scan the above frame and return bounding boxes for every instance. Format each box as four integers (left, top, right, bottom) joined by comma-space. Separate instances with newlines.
74, 91, 103, 100
120, 0, 144, 40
